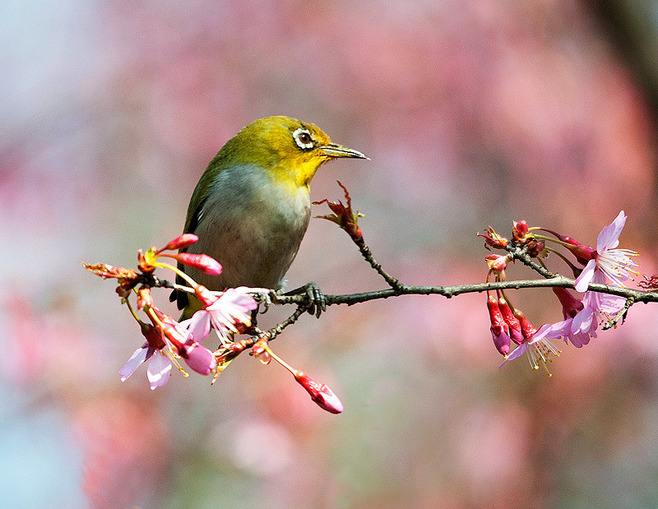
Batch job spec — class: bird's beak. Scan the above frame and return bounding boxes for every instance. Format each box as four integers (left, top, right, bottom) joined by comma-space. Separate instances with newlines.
319, 143, 370, 160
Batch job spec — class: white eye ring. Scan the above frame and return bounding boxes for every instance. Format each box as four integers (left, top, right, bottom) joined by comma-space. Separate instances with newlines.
292, 127, 314, 150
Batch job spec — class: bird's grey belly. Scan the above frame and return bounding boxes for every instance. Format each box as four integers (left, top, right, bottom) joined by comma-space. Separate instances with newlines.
187, 175, 311, 291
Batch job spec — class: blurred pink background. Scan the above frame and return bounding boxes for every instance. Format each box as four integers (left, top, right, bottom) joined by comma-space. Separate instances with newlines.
1, 1, 657, 508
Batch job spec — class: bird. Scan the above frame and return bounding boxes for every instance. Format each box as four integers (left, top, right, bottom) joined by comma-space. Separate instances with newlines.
172, 115, 368, 319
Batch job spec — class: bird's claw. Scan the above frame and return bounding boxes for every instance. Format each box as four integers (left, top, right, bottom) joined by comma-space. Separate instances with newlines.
248, 288, 275, 315
284, 282, 326, 318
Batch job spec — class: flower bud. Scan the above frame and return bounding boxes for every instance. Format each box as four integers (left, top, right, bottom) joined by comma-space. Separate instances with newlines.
515, 310, 537, 340
552, 288, 584, 319
498, 297, 524, 345
294, 371, 344, 414
181, 340, 217, 375
172, 253, 223, 275
159, 233, 199, 252
487, 295, 511, 355
540, 229, 595, 264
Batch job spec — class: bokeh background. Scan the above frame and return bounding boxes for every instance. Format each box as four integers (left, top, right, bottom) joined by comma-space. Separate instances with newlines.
2, 1, 657, 508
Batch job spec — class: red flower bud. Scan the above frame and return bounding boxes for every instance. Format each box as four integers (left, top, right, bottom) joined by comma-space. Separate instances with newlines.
498, 297, 524, 345
565, 244, 596, 265
159, 233, 199, 252
540, 229, 595, 264
294, 371, 344, 414
171, 253, 223, 275
515, 310, 537, 340
487, 295, 511, 355
552, 288, 584, 319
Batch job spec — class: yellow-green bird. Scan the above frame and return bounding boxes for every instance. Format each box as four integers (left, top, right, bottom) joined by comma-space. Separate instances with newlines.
173, 115, 368, 318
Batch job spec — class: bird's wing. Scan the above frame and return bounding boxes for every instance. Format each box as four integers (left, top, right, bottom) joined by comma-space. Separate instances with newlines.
170, 158, 221, 309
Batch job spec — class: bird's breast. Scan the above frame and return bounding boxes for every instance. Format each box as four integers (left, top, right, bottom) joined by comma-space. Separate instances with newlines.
188, 165, 311, 290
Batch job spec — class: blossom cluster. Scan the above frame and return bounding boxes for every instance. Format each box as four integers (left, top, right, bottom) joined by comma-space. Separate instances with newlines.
84, 234, 343, 414
481, 212, 639, 374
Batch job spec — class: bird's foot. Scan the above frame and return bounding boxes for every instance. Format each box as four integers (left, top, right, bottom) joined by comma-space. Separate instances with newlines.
283, 282, 327, 318
249, 308, 259, 329
247, 288, 275, 314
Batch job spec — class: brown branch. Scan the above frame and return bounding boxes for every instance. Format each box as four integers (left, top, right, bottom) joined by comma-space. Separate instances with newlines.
353, 236, 403, 290
139, 236, 658, 342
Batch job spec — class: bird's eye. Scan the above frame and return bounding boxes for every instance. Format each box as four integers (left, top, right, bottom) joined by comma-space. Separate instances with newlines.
292, 128, 314, 150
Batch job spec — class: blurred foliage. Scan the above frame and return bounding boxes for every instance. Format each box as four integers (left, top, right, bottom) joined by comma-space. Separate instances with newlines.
1, 1, 657, 508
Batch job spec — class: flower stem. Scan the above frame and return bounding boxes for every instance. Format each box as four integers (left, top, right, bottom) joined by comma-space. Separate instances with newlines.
263, 345, 297, 374
124, 297, 142, 324
153, 260, 198, 287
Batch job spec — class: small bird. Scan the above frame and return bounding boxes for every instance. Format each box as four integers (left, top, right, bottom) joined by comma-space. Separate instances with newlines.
173, 115, 368, 318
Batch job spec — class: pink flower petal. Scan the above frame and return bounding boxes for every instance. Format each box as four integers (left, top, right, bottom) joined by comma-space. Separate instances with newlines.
575, 259, 596, 292
569, 331, 591, 348
183, 342, 217, 375
571, 306, 594, 335
596, 211, 626, 252
595, 293, 626, 314
206, 288, 258, 334
186, 310, 211, 342
531, 321, 570, 342
501, 343, 527, 365
119, 346, 148, 382
147, 353, 172, 390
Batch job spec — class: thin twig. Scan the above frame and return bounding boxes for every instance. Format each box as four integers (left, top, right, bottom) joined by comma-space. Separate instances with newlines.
141, 238, 658, 324
151, 276, 658, 308
353, 237, 404, 291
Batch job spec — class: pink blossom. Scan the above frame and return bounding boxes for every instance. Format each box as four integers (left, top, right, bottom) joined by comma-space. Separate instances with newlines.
537, 289, 625, 349
119, 345, 172, 390
532, 317, 596, 349
500, 313, 561, 373
156, 314, 217, 375
186, 287, 258, 343
575, 211, 639, 291
500, 332, 561, 374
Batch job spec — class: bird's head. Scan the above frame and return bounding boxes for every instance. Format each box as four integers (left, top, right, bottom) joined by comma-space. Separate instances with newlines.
219, 115, 368, 189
